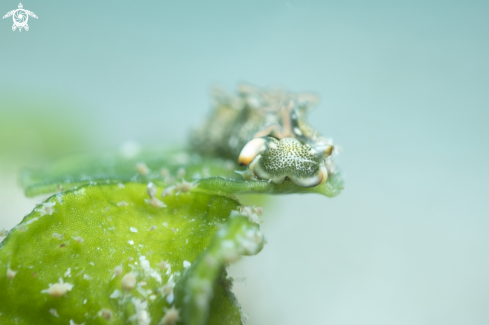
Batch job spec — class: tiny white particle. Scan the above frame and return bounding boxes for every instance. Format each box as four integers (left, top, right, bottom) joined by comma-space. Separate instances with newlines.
183, 260, 191, 269
36, 201, 56, 216
128, 240, 134, 245
161, 306, 180, 325
98, 308, 113, 320
0, 228, 9, 237
145, 197, 166, 208
254, 206, 264, 216
56, 193, 64, 204
7, 268, 17, 280
41, 278, 74, 297
130, 227, 138, 233
161, 186, 175, 197
147, 182, 157, 198
121, 272, 137, 291
136, 162, 150, 175
114, 265, 123, 276
110, 289, 123, 299
72, 236, 84, 243
162, 278, 176, 303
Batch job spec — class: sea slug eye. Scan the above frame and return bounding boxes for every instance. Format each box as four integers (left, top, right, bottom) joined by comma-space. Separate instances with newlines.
238, 138, 268, 166
243, 137, 330, 187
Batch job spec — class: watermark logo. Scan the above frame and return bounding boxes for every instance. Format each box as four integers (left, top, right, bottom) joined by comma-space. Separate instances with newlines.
3, 3, 37, 32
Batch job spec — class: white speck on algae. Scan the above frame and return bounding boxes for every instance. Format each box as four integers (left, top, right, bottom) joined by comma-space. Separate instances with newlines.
136, 162, 150, 175
162, 277, 176, 303
7, 267, 17, 280
145, 197, 166, 208
0, 228, 9, 237
35, 202, 56, 216
114, 265, 123, 276
110, 289, 123, 299
98, 308, 113, 320
146, 182, 157, 198
175, 179, 196, 193
41, 278, 74, 297
161, 186, 176, 197
161, 306, 180, 325
122, 272, 137, 291
72, 236, 84, 243
130, 297, 151, 325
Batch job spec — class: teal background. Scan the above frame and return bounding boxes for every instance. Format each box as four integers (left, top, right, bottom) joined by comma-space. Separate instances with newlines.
1, 0, 488, 324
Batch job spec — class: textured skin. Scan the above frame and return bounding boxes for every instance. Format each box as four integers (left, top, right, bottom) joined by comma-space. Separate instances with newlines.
190, 85, 338, 187
258, 138, 320, 178
190, 84, 328, 160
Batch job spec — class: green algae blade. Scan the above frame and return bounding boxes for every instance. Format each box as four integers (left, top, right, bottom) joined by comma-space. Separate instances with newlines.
0, 183, 262, 325
175, 216, 264, 325
20, 149, 237, 197
21, 149, 343, 198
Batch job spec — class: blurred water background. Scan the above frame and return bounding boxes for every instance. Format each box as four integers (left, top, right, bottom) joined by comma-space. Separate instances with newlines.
1, 0, 488, 324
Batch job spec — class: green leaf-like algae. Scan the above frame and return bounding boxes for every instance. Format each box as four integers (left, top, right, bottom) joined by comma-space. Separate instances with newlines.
0, 183, 264, 325
20, 149, 343, 198
7, 148, 342, 324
